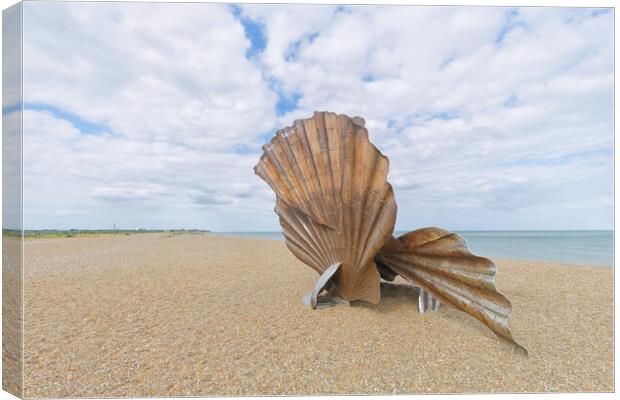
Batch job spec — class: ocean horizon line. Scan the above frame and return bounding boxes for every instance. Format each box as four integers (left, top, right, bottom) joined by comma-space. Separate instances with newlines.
10, 228, 613, 267
216, 230, 614, 268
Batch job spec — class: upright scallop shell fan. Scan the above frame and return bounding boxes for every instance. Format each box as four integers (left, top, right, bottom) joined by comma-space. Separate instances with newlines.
254, 111, 397, 305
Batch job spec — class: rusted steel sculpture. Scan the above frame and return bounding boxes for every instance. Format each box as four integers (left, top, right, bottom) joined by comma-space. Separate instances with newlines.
376, 228, 528, 355
254, 111, 396, 305
254, 111, 527, 355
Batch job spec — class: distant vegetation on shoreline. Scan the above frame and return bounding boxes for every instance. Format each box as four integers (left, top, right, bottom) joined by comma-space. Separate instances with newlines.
3, 229, 211, 239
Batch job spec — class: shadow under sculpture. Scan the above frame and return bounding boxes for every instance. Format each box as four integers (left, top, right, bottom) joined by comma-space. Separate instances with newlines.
254, 111, 527, 356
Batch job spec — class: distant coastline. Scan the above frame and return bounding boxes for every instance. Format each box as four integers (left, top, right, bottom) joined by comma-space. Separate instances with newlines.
5, 228, 211, 239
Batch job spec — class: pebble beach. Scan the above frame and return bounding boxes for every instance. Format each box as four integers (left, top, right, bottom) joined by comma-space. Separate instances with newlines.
21, 233, 613, 397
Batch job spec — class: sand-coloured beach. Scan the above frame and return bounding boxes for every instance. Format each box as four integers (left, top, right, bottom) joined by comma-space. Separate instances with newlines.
22, 233, 613, 397
3, 237, 23, 396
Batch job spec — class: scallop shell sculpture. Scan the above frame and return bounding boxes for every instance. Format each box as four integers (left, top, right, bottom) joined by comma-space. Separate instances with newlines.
255, 111, 526, 355
375, 227, 528, 355
254, 111, 397, 304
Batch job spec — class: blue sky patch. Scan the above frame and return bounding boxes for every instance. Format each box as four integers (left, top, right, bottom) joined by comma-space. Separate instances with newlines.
495, 8, 529, 45
335, 5, 351, 14
504, 93, 519, 108
440, 55, 455, 69
284, 32, 319, 61
2, 104, 21, 115
276, 92, 301, 116
233, 143, 257, 155
230, 5, 266, 58
426, 111, 458, 121
592, 8, 612, 17
25, 103, 109, 134
308, 32, 319, 43
259, 129, 275, 144
284, 39, 302, 62
362, 74, 376, 82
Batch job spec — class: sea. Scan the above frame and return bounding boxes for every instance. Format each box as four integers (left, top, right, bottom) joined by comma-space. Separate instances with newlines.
215, 230, 614, 268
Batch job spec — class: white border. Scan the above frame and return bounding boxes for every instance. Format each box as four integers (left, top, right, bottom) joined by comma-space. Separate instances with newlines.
0, 1, 615, 400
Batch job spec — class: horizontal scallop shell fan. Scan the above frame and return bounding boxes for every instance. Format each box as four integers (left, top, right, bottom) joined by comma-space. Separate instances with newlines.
376, 227, 528, 356
255, 111, 527, 355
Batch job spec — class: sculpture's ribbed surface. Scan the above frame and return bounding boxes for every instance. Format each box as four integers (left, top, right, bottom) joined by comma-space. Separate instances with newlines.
375, 227, 528, 355
254, 111, 397, 304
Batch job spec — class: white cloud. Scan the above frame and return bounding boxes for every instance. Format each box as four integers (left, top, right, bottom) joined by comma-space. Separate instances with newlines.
242, 5, 613, 230
23, 2, 277, 150
18, 4, 613, 230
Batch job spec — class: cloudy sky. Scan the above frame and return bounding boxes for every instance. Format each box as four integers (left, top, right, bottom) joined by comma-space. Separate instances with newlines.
14, 2, 613, 231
